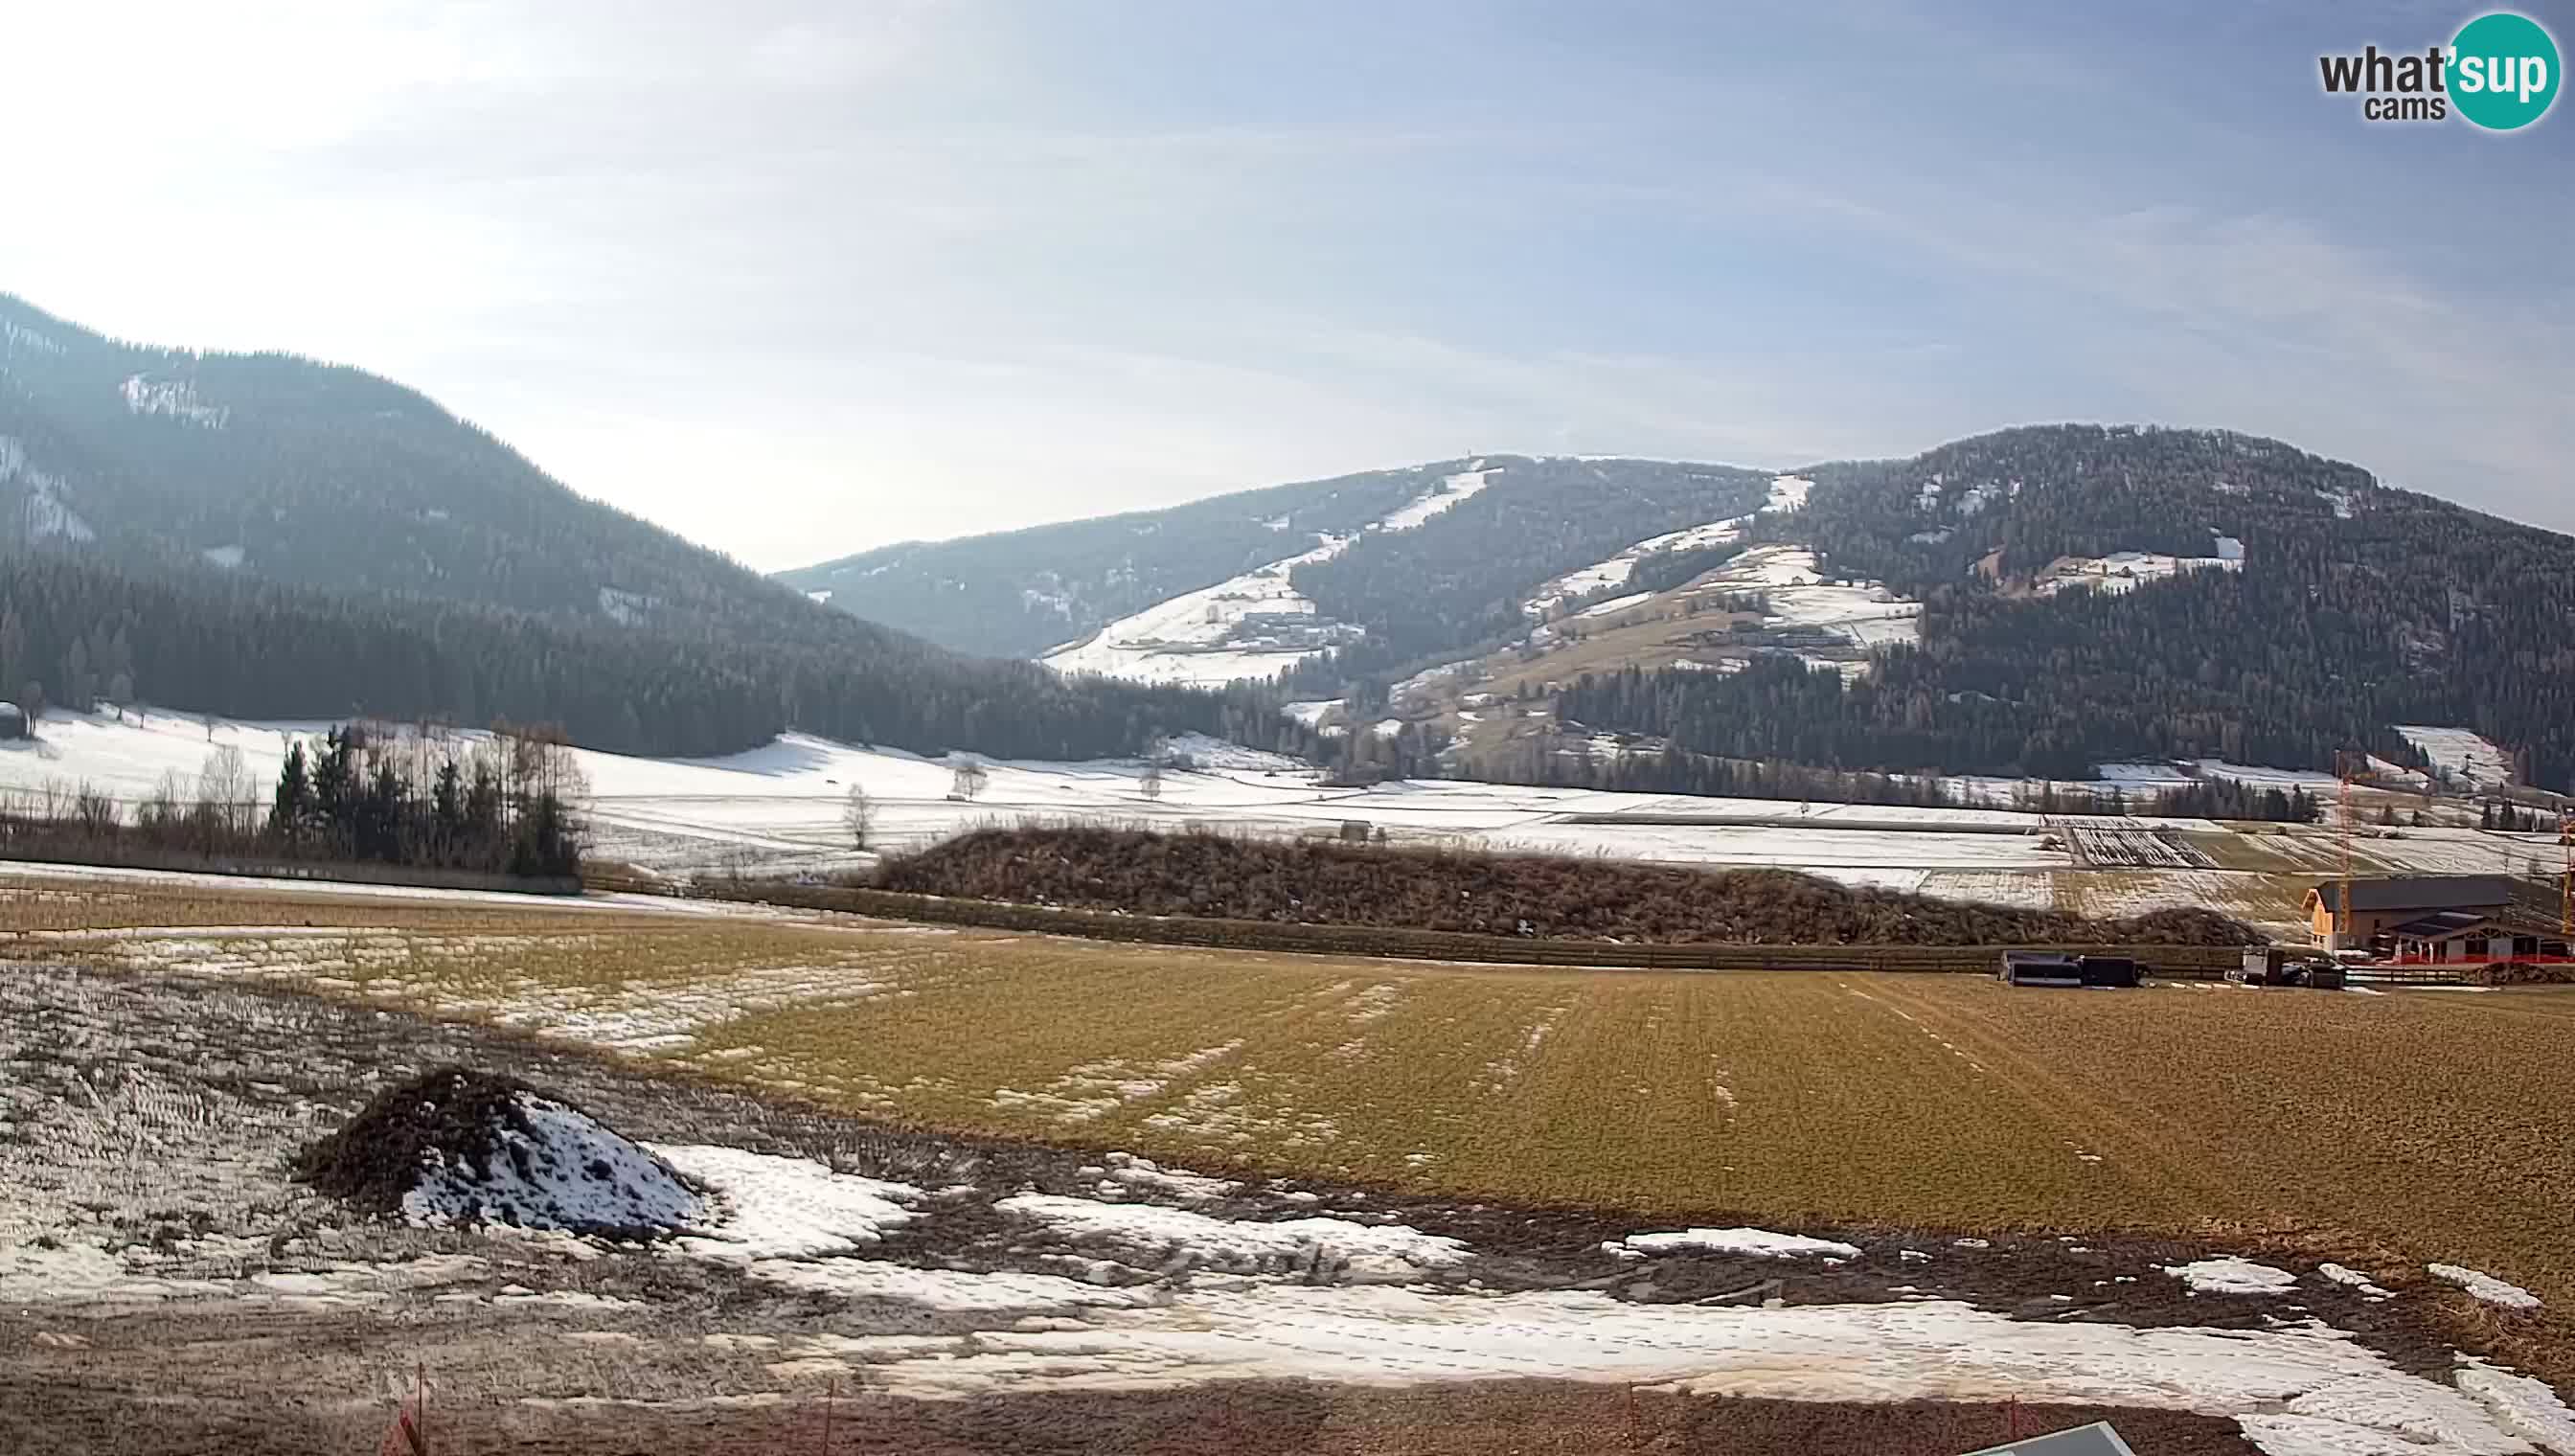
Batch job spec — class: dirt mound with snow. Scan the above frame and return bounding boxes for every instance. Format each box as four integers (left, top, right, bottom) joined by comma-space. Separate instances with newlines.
296, 1067, 704, 1237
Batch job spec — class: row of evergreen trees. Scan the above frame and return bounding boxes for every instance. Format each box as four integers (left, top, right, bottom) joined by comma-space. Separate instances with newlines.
0, 720, 585, 878
266, 723, 581, 876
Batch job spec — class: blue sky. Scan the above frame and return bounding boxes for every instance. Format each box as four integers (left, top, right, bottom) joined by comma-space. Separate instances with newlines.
3, 1, 2567, 566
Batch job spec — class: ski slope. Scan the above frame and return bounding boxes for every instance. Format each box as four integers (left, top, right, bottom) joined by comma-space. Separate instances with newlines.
1041, 466, 1495, 689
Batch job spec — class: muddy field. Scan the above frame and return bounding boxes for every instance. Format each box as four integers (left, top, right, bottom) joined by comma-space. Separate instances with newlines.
15, 867, 2575, 1319
5, 954, 2573, 1455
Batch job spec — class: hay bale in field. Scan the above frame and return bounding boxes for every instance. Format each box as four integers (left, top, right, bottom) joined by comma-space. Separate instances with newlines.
295, 1067, 704, 1237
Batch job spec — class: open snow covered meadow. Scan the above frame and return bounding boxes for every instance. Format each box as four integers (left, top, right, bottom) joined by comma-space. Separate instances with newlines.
0, 706, 2549, 944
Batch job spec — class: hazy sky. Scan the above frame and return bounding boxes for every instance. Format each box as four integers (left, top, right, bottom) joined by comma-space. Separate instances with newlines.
5, 1, 2569, 569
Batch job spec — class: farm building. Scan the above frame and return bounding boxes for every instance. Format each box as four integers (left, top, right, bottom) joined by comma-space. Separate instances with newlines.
2303, 875, 2512, 952
0, 700, 23, 739
2379, 910, 2566, 967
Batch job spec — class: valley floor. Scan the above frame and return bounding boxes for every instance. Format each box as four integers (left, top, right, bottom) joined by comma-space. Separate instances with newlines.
5, 708, 2562, 944
6, 871, 2575, 1454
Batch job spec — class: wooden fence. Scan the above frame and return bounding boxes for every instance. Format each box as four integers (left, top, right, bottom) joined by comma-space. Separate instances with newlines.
592, 872, 2250, 976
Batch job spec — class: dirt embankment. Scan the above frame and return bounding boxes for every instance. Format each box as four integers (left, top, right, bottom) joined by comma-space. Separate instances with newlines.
872, 826, 2259, 946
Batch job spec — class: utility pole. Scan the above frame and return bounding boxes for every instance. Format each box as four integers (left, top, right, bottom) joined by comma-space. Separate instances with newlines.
2337, 752, 2356, 951
2560, 809, 2571, 950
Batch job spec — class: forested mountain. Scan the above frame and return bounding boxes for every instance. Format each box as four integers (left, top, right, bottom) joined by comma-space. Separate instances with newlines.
0, 293, 1256, 760
0, 552, 1264, 759
0, 294, 797, 630
1557, 425, 2575, 791
785, 456, 1772, 676
780, 468, 1434, 659
1283, 458, 1772, 683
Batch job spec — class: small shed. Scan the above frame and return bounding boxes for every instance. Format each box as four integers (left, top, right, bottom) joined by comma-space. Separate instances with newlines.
1337, 820, 1372, 843
0, 700, 23, 739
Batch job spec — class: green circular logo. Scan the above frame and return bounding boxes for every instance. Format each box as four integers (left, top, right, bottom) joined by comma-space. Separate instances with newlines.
2451, 11, 2561, 130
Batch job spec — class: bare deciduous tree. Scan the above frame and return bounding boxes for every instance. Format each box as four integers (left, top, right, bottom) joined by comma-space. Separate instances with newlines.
1140, 737, 1167, 804
199, 743, 250, 836
843, 782, 875, 850
949, 756, 988, 802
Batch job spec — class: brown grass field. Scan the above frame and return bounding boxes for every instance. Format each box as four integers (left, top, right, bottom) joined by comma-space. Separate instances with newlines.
10, 870, 2575, 1313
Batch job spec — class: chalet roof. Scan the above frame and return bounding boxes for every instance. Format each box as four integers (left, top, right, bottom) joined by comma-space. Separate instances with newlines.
2386, 910, 2508, 940
2305, 876, 2514, 912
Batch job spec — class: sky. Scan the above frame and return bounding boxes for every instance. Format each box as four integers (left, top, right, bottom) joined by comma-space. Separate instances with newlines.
3, 0, 2568, 569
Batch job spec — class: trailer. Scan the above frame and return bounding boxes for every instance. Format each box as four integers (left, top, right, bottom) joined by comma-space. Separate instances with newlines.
1999, 951, 2084, 988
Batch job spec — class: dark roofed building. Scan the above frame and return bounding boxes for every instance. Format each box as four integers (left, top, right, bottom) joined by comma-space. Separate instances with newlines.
2302, 875, 2514, 951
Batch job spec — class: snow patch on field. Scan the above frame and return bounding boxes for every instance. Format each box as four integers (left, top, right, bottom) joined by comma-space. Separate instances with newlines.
995, 1194, 1469, 1281
654, 1144, 919, 1260
1611, 1228, 1862, 1260
2162, 1257, 2298, 1295
1084, 1150, 1239, 1202
1764, 474, 1812, 513
200, 544, 245, 569
401, 1095, 705, 1234
2318, 1263, 2393, 1299
2453, 1359, 2575, 1452
2429, 1263, 2541, 1310
764, 1281, 2547, 1448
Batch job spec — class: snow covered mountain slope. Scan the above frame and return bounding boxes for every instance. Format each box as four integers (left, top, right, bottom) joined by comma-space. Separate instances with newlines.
1041, 468, 1496, 688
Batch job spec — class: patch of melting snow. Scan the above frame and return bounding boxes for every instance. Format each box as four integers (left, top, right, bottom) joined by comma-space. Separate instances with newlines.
2164, 1258, 2300, 1295
2429, 1263, 2541, 1310
2454, 1358, 2575, 1453
747, 1282, 2550, 1452
653, 1144, 920, 1260
1610, 1228, 1863, 1261
993, 1194, 1468, 1282
1081, 1150, 1239, 1202
402, 1095, 704, 1234
735, 1257, 1159, 1312
2318, 1263, 2395, 1300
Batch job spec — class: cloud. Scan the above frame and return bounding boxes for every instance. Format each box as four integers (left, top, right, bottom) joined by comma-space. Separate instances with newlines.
3, 0, 2566, 572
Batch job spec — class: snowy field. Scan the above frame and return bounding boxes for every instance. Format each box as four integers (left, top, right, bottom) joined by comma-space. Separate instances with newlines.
3, 708, 2555, 921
